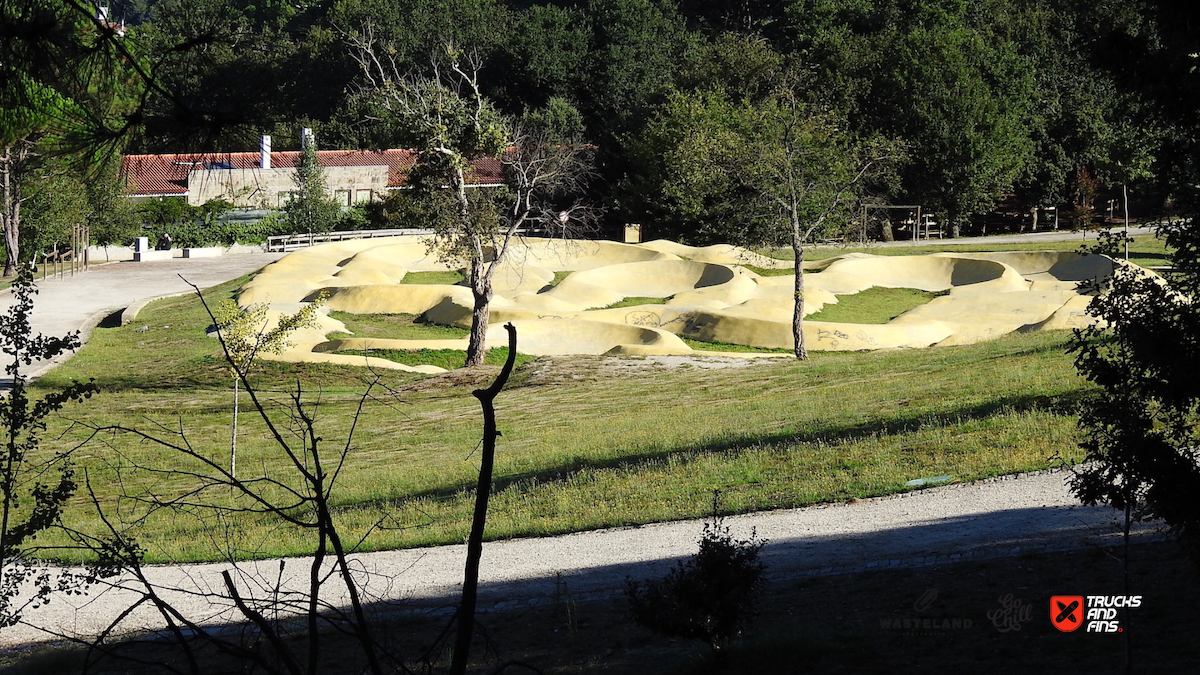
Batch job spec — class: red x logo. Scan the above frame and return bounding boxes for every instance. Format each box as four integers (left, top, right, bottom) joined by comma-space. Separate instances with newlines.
1051, 596, 1084, 632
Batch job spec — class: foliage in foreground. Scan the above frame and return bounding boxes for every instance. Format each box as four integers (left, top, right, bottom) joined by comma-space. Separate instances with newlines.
626, 500, 766, 652
1069, 224, 1200, 551
0, 267, 97, 627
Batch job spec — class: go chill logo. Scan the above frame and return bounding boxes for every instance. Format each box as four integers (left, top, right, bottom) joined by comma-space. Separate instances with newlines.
1050, 595, 1141, 633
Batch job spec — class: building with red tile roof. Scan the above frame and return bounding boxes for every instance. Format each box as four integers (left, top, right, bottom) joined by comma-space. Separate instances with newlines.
121, 146, 505, 208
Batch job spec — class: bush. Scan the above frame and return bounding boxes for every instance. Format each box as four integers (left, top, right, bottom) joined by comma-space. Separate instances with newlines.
134, 199, 293, 247
625, 505, 767, 652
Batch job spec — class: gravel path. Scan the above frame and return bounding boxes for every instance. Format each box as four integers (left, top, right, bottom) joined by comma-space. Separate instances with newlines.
1, 469, 1163, 648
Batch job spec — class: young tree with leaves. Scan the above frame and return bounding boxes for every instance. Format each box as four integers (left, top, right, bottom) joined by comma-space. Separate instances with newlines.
628, 40, 899, 358
212, 296, 324, 478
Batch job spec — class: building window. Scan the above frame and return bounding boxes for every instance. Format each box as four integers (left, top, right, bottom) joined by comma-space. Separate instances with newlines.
335, 190, 352, 206
355, 189, 373, 204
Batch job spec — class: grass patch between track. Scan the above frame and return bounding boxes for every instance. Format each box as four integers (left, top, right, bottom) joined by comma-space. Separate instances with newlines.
337, 347, 535, 370
807, 288, 949, 324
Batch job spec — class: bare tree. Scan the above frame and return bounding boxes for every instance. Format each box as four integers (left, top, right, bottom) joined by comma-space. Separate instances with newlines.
64, 287, 400, 675
450, 323, 517, 675
1, 139, 36, 278
43, 292, 530, 674
345, 38, 599, 366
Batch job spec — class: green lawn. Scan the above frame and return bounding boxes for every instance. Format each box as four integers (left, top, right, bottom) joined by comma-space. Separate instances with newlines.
401, 270, 465, 285
327, 311, 469, 340
592, 296, 672, 310
806, 287, 948, 324
30, 271, 1091, 562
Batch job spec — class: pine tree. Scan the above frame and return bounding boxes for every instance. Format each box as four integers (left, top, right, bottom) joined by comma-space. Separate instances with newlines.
284, 136, 340, 235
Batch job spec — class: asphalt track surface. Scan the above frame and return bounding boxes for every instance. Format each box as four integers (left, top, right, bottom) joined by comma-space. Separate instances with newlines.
0, 232, 1166, 649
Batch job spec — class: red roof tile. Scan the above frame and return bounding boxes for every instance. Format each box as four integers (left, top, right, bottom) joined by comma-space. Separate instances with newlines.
121, 149, 504, 197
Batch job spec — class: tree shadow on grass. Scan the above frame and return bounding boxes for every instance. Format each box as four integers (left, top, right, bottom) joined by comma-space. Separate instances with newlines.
363, 388, 1091, 511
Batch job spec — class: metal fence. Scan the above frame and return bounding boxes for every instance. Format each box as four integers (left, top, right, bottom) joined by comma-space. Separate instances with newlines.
265, 228, 434, 252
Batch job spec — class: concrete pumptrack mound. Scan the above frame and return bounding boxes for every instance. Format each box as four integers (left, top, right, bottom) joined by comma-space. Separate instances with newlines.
235, 235, 1131, 374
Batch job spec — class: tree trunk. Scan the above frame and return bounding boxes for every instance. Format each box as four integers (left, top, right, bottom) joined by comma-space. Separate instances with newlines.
465, 258, 492, 367
791, 232, 808, 360
1030, 207, 1039, 232
880, 217, 894, 242
230, 377, 239, 478
1, 146, 20, 278
450, 324, 518, 675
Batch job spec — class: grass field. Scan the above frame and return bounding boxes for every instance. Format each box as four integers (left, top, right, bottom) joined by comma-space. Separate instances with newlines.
27, 235, 1160, 563
31, 260, 1091, 562
806, 287, 948, 324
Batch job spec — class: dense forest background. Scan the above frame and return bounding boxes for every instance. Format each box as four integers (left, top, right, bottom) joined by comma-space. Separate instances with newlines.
5, 0, 1200, 252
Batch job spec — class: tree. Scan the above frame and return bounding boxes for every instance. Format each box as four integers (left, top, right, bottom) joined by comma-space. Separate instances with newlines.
625, 494, 767, 653
1, 267, 98, 628
626, 41, 899, 358
581, 0, 696, 142
345, 40, 598, 367
739, 88, 899, 358
48, 304, 525, 674
283, 135, 341, 235
1065, 0, 1200, 567
1, 138, 36, 278
783, 1, 1041, 236
450, 322, 517, 675
1, 77, 70, 277
2, 0, 143, 276
212, 297, 324, 479
18, 152, 91, 264
863, 23, 1035, 236
1067, 228, 1200, 674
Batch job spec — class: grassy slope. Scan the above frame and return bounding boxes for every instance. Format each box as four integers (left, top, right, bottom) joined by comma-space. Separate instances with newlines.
806, 288, 947, 324
30, 237, 1133, 563
34, 278, 1088, 561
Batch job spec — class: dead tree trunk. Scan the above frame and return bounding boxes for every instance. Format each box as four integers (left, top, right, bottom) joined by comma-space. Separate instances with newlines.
450, 323, 518, 675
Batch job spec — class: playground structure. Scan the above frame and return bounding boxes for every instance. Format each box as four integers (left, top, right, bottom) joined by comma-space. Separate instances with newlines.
234, 236, 1127, 374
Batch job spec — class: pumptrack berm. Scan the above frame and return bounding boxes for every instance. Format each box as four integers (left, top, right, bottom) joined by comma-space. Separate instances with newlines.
235, 236, 1133, 373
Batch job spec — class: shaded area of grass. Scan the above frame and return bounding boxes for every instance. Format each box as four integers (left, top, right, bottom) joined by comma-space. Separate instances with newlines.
338, 347, 535, 370
807, 287, 948, 324
327, 311, 468, 340
680, 338, 792, 354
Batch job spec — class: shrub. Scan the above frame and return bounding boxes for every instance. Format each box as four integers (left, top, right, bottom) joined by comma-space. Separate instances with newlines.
625, 504, 767, 652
